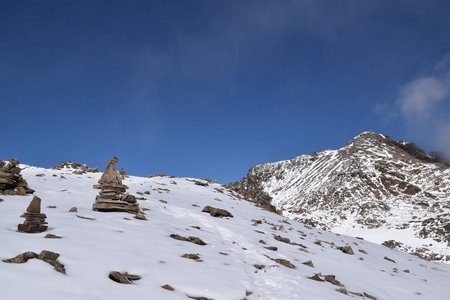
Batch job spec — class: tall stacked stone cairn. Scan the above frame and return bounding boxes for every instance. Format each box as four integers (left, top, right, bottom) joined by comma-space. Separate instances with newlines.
92, 157, 140, 213
18, 196, 48, 233
0, 158, 34, 195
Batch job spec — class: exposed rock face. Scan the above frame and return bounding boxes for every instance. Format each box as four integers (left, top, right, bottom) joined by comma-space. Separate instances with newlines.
0, 159, 34, 195
229, 131, 450, 261
17, 196, 48, 233
92, 157, 140, 214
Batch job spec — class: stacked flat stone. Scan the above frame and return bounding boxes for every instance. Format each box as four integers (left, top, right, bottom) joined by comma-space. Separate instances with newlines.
0, 158, 34, 195
18, 196, 48, 233
92, 157, 139, 213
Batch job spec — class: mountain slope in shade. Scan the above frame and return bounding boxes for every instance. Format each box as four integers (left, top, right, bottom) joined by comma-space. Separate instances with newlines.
0, 163, 449, 299
229, 132, 450, 261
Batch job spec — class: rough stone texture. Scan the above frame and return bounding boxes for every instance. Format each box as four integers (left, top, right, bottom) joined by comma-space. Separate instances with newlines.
3, 250, 65, 274
92, 157, 140, 214
161, 284, 175, 291
109, 271, 141, 284
338, 246, 354, 255
201, 205, 233, 218
170, 234, 207, 245
2, 251, 38, 263
0, 159, 34, 195
17, 196, 48, 233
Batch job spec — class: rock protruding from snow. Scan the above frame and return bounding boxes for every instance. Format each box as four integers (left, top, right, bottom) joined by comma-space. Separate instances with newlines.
17, 196, 48, 233
0, 158, 34, 195
52, 161, 99, 174
92, 157, 140, 214
109, 271, 141, 284
3, 250, 65, 274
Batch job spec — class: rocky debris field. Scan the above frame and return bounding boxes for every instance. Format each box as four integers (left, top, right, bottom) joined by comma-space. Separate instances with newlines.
0, 164, 450, 299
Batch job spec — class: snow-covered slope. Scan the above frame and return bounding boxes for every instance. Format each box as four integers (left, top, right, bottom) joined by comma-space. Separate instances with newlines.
230, 132, 450, 262
1, 164, 450, 299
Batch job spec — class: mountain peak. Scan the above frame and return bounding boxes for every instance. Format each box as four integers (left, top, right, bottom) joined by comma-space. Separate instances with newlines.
230, 132, 450, 262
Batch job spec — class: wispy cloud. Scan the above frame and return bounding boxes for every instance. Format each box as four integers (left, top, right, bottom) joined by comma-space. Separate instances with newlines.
393, 53, 450, 155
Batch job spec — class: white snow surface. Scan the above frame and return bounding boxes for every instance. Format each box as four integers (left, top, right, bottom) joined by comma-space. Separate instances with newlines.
1, 165, 450, 300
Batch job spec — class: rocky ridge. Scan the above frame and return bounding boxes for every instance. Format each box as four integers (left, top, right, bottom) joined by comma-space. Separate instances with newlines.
229, 132, 450, 261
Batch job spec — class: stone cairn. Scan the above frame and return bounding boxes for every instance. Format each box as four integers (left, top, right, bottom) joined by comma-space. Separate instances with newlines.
92, 157, 140, 214
0, 158, 34, 195
18, 196, 48, 233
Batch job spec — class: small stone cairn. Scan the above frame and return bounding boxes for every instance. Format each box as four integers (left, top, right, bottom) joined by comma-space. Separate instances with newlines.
0, 158, 34, 195
92, 157, 139, 213
18, 196, 48, 233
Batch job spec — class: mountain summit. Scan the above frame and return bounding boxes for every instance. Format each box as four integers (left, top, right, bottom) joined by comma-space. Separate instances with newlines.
229, 132, 450, 261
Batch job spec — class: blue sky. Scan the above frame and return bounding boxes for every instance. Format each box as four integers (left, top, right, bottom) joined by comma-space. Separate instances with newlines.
1, 1, 450, 183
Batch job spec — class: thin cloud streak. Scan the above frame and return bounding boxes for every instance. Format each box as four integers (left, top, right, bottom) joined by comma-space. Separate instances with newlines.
394, 53, 450, 156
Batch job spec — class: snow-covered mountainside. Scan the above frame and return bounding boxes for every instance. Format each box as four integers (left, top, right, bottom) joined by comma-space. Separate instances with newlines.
229, 132, 450, 262
1, 163, 450, 299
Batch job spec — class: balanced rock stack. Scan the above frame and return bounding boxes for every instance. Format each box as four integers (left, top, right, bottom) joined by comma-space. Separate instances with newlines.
92, 157, 139, 213
18, 196, 48, 233
0, 158, 34, 195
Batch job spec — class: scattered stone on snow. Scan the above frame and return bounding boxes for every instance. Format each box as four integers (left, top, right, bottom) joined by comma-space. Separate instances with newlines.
76, 215, 96, 221
273, 235, 290, 244
44, 233, 62, 239
308, 274, 325, 282
69, 207, 78, 212
264, 246, 278, 251
182, 253, 201, 261
187, 295, 213, 300
324, 275, 344, 287
2, 251, 38, 263
3, 250, 65, 274
302, 260, 314, 268
364, 292, 378, 300
135, 211, 147, 220
253, 264, 265, 270
384, 256, 396, 263
201, 206, 233, 218
338, 245, 354, 255
193, 180, 209, 187
161, 284, 175, 291
170, 234, 207, 245
265, 255, 296, 269
17, 196, 48, 233
109, 271, 141, 284
336, 288, 348, 295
